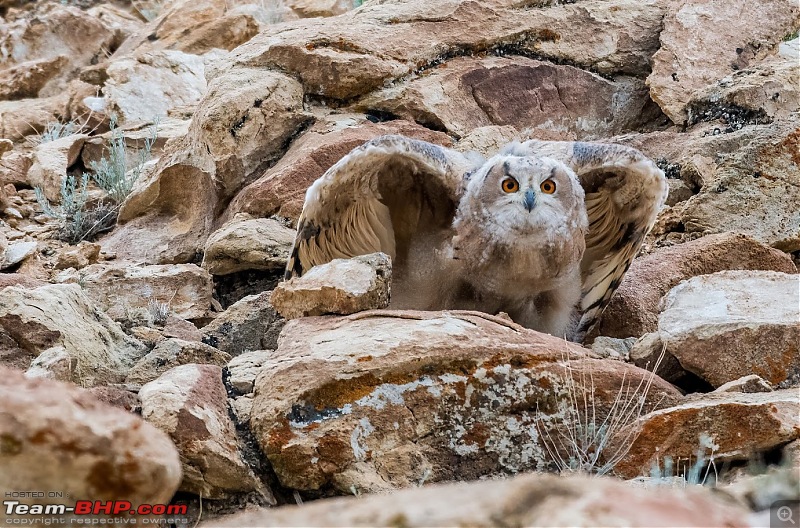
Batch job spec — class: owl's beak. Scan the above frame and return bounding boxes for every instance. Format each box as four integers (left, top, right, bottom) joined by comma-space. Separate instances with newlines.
523, 189, 536, 212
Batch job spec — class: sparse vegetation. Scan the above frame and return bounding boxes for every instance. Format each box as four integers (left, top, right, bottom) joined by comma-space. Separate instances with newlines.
535, 346, 666, 476
35, 117, 158, 244
649, 434, 719, 487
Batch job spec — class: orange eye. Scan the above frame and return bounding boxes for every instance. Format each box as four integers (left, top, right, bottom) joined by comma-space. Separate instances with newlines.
540, 179, 556, 194
501, 177, 519, 193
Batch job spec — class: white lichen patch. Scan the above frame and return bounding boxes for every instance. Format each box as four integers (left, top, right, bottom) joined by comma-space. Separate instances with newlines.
350, 417, 375, 461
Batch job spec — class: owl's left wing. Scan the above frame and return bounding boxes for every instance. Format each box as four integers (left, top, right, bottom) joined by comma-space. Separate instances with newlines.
508, 140, 667, 340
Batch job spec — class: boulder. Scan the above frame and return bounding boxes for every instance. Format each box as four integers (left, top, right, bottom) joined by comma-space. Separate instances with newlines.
25, 134, 88, 202
355, 56, 659, 140
592, 232, 797, 339
206, 471, 749, 528
139, 364, 272, 500
271, 253, 392, 319
0, 3, 118, 97
0, 56, 70, 101
53, 241, 102, 270
73, 262, 214, 321
249, 311, 681, 493
201, 291, 284, 355
0, 284, 145, 386
227, 350, 272, 394
617, 118, 800, 251
126, 338, 231, 386
0, 241, 37, 270
612, 389, 800, 479
202, 216, 295, 276
657, 271, 800, 388
0, 94, 69, 141
688, 54, 800, 125
228, 0, 665, 102
0, 366, 181, 516
713, 375, 773, 394
113, 0, 261, 58
287, 0, 352, 18
647, 0, 800, 124
101, 68, 308, 264
104, 50, 208, 125
225, 116, 452, 221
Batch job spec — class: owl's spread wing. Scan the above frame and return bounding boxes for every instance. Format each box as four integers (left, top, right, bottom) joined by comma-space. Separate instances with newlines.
285, 135, 478, 279
508, 140, 667, 339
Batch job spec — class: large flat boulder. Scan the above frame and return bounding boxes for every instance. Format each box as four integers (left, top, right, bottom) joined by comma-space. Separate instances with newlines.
249, 311, 681, 494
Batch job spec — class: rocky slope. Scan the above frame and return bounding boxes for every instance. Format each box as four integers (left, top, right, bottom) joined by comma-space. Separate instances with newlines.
0, 0, 798, 525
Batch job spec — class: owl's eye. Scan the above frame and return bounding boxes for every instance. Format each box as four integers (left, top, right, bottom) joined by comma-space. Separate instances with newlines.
540, 179, 557, 194
501, 177, 519, 193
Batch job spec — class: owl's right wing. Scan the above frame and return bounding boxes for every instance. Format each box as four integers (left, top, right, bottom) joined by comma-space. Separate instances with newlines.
285, 135, 479, 279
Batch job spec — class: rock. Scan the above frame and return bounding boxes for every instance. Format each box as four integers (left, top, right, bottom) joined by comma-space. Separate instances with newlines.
630, 332, 698, 390
287, 0, 351, 18
0, 284, 145, 387
0, 273, 47, 290
0, 366, 181, 513
355, 56, 659, 140
54, 241, 101, 270
249, 311, 681, 493
271, 253, 392, 319
0, 3, 118, 97
104, 50, 208, 125
80, 117, 189, 170
101, 68, 308, 264
73, 262, 214, 321
201, 291, 284, 356
657, 270, 800, 388
227, 350, 272, 394
0, 56, 70, 101
113, 0, 260, 58
714, 375, 773, 394
206, 471, 749, 528
590, 336, 635, 361
617, 118, 800, 251
25, 134, 88, 202
0, 241, 37, 270
161, 315, 203, 342
592, 232, 797, 339
688, 54, 800, 125
0, 94, 69, 141
202, 216, 295, 276
85, 385, 142, 413
226, 116, 452, 221
612, 389, 800, 479
126, 338, 231, 386
139, 363, 272, 500
647, 0, 800, 124
228, 0, 665, 102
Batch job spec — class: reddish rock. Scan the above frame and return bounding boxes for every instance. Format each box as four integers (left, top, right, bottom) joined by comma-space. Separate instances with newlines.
225, 116, 452, 221
592, 233, 797, 340
139, 364, 272, 500
613, 389, 800, 479
206, 472, 749, 528
249, 311, 681, 494
0, 366, 181, 514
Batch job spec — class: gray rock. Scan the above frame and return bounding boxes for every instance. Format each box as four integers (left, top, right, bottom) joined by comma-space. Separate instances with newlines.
201, 291, 284, 355
658, 270, 800, 388
271, 253, 392, 319
126, 338, 231, 386
139, 364, 273, 501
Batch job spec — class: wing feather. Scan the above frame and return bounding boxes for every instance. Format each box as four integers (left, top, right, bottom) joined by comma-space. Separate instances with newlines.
285, 135, 477, 279
506, 140, 667, 339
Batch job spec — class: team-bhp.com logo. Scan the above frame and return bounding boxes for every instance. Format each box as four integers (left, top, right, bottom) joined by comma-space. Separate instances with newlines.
4, 498, 188, 525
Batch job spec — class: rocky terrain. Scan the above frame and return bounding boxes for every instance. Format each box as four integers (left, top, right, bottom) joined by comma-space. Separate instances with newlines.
0, 0, 798, 525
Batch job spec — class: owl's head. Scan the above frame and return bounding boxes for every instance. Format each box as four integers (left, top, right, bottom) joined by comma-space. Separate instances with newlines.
457, 155, 588, 245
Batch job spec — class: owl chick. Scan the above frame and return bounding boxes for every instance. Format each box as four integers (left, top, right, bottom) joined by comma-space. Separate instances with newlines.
285, 135, 666, 342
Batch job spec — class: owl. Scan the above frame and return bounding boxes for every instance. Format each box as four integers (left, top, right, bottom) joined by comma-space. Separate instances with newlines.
284, 135, 667, 342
